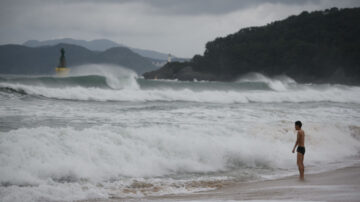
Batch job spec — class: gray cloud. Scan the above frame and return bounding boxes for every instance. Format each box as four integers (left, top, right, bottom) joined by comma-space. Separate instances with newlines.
33, 0, 324, 15
58, 0, 360, 15
0, 0, 359, 57
130, 0, 323, 15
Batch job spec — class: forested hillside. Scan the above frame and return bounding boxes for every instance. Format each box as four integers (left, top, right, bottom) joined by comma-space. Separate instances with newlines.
144, 7, 360, 84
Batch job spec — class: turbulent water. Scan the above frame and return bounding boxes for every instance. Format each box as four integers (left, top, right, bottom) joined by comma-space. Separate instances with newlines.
1, 65, 360, 201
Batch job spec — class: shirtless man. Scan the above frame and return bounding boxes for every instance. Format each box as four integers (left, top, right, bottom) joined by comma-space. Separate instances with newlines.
292, 121, 305, 180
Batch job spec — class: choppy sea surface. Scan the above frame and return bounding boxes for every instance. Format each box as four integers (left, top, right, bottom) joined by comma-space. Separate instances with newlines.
1, 65, 360, 201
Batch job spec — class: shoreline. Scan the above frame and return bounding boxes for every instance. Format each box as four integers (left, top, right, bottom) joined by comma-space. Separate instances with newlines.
92, 163, 360, 202
143, 164, 360, 201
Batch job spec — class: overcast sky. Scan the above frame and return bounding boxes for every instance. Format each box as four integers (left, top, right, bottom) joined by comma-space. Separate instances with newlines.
0, 0, 359, 57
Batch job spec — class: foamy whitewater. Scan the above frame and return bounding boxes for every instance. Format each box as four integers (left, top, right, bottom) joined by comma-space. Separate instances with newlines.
1, 65, 360, 201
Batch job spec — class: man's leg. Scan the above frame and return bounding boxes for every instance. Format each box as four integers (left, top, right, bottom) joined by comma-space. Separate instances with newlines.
297, 153, 301, 178
297, 152, 304, 180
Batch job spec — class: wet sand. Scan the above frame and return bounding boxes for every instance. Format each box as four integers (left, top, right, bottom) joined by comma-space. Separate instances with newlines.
148, 165, 360, 202
84, 164, 360, 202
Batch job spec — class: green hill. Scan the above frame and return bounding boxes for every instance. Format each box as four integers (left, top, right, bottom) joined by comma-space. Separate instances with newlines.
144, 7, 360, 84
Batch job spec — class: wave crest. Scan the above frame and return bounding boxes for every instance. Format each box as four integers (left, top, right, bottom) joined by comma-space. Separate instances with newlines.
0, 64, 139, 90
237, 73, 296, 91
69, 64, 139, 90
1, 72, 360, 103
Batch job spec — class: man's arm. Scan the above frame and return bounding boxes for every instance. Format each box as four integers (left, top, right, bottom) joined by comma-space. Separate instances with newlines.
292, 132, 300, 153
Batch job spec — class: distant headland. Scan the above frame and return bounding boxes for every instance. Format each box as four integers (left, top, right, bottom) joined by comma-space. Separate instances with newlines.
143, 7, 360, 84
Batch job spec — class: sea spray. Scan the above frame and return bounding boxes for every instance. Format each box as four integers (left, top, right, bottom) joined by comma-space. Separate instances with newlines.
237, 72, 296, 91
69, 64, 140, 90
0, 64, 139, 90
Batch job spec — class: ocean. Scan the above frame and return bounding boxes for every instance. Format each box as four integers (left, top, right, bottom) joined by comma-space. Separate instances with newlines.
1, 65, 360, 201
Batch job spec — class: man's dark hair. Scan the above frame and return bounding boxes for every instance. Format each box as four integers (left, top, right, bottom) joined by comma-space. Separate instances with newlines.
295, 121, 302, 128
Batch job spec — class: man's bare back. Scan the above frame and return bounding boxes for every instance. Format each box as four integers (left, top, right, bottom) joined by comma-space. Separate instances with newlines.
297, 129, 305, 147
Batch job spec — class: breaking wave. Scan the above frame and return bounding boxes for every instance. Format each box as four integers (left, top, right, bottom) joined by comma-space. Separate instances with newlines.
0, 67, 360, 103
1, 66, 360, 201
0, 64, 139, 90
1, 122, 359, 199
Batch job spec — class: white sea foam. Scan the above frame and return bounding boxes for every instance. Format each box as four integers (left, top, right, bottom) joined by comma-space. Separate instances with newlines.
1, 120, 359, 201
1, 71, 360, 201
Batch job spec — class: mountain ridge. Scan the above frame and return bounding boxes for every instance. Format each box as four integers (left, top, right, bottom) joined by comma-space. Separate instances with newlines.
23, 38, 187, 61
0, 43, 158, 75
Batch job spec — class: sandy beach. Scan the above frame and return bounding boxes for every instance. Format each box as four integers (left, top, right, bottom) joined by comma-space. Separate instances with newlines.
92, 164, 360, 202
